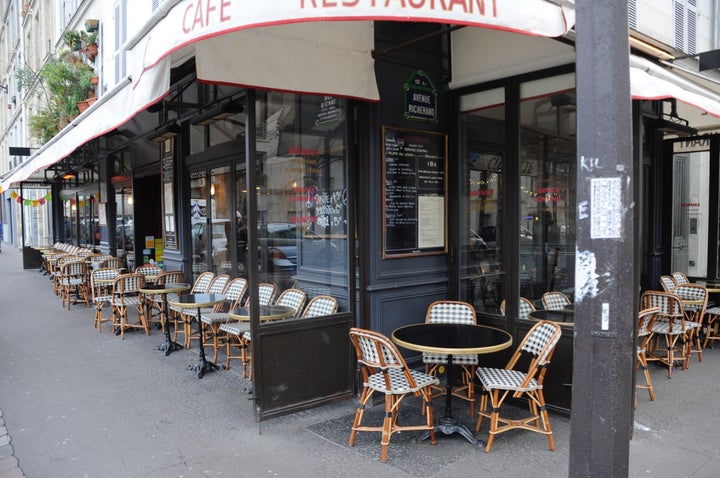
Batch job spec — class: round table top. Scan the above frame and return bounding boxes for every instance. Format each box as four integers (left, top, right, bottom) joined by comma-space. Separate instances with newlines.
528, 309, 575, 326
167, 293, 225, 308
228, 305, 296, 322
139, 283, 190, 294
391, 323, 513, 355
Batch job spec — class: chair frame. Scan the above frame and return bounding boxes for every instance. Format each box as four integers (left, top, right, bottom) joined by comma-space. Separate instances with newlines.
111, 273, 148, 339
348, 327, 439, 463
475, 320, 562, 452
90, 267, 120, 333
636, 307, 660, 408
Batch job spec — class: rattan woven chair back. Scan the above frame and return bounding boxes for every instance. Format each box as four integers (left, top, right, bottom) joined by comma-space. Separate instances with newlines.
541, 291, 571, 310
659, 275, 677, 292
301, 295, 338, 318
672, 272, 690, 285
275, 288, 307, 317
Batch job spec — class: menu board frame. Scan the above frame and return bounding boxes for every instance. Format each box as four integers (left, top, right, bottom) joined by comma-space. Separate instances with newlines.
382, 126, 448, 258
161, 140, 178, 251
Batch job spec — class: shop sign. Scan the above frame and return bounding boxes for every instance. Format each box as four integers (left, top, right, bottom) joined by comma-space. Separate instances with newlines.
404, 70, 438, 123
315, 96, 345, 128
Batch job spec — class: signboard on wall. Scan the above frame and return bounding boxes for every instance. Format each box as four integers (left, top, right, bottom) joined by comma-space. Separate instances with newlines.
161, 141, 178, 250
382, 126, 447, 257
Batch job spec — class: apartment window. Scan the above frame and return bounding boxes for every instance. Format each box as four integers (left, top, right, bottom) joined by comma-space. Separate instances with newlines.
628, 0, 637, 30
113, 0, 128, 84
674, 0, 698, 55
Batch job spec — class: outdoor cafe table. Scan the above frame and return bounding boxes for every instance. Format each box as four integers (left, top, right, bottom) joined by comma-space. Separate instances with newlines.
227, 305, 296, 323
528, 308, 575, 327
167, 293, 225, 378
391, 323, 512, 446
139, 282, 190, 356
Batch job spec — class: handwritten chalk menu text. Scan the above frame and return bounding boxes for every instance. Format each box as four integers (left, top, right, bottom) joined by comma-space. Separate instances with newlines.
383, 127, 447, 257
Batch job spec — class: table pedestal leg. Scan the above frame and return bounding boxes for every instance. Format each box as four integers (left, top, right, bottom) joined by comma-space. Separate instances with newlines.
419, 356, 480, 446
157, 295, 183, 356
187, 308, 219, 378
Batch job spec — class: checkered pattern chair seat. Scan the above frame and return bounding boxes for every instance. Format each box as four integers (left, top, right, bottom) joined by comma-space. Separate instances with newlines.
541, 292, 571, 310
475, 320, 562, 453
476, 368, 540, 393
219, 321, 250, 336
348, 327, 439, 463
367, 367, 439, 394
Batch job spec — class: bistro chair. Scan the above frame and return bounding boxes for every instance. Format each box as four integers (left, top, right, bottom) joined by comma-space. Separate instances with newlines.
348, 327, 439, 463
641, 290, 698, 378
274, 288, 307, 318
672, 272, 690, 285
635, 307, 660, 408
243, 282, 278, 306
169, 271, 215, 345
135, 264, 163, 285
500, 297, 536, 321
181, 274, 230, 349
110, 273, 148, 339
144, 270, 185, 331
703, 304, 720, 349
301, 295, 338, 318
659, 275, 677, 292
422, 300, 478, 417
541, 291, 571, 310
200, 277, 248, 363
90, 267, 120, 333
57, 260, 89, 310
672, 283, 707, 365
475, 319, 562, 452
101, 257, 124, 270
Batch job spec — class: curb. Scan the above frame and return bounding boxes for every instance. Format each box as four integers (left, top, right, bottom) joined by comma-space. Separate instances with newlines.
0, 410, 26, 478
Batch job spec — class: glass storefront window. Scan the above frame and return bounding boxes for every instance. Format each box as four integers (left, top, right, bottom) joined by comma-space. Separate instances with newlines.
671, 150, 709, 278
519, 74, 576, 315
459, 88, 506, 315
115, 188, 134, 269
254, 92, 349, 314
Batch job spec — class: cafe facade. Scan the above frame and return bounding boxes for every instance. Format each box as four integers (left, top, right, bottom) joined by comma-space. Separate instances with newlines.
4, 1, 720, 420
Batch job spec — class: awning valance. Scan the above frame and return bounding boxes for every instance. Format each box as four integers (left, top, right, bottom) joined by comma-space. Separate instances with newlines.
0, 58, 170, 193
630, 55, 720, 120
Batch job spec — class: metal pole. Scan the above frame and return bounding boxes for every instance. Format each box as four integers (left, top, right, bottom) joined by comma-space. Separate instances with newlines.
570, 1, 635, 477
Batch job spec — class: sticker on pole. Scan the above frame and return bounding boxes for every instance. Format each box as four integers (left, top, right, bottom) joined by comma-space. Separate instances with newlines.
591, 178, 622, 239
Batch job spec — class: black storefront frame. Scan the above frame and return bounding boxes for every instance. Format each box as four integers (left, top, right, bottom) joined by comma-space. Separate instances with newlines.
450, 64, 578, 413
660, 135, 720, 282
179, 91, 357, 422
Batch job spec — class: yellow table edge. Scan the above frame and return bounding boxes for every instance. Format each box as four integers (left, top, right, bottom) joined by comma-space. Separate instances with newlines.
391, 324, 513, 355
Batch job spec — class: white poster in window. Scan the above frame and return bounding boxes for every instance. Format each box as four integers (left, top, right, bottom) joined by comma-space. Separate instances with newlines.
418, 195, 445, 248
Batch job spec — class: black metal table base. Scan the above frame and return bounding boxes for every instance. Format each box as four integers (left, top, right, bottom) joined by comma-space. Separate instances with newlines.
157, 338, 184, 355
418, 415, 481, 446
188, 357, 219, 379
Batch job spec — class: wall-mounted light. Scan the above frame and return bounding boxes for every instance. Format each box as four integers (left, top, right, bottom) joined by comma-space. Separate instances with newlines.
191, 101, 243, 126
61, 171, 76, 180
127, 196, 134, 205
146, 121, 181, 142
210, 182, 215, 196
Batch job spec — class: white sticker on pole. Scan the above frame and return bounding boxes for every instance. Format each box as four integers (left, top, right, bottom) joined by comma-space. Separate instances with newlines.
591, 178, 622, 239
601, 302, 609, 330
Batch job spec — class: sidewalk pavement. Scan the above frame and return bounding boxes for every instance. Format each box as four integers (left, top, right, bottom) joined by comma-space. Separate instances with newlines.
0, 244, 719, 478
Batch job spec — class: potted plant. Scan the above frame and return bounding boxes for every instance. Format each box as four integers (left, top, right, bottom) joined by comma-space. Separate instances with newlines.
85, 19, 99, 32
63, 30, 84, 51
84, 31, 98, 62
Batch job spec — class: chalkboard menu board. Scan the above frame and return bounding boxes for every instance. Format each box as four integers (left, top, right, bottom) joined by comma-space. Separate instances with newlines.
382, 127, 447, 257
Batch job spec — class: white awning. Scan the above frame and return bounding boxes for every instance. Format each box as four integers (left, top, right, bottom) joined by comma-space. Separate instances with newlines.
0, 57, 170, 193
630, 55, 720, 120
1, 0, 575, 192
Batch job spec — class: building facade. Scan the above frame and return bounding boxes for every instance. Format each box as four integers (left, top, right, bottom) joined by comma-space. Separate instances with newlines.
2, 1, 720, 419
